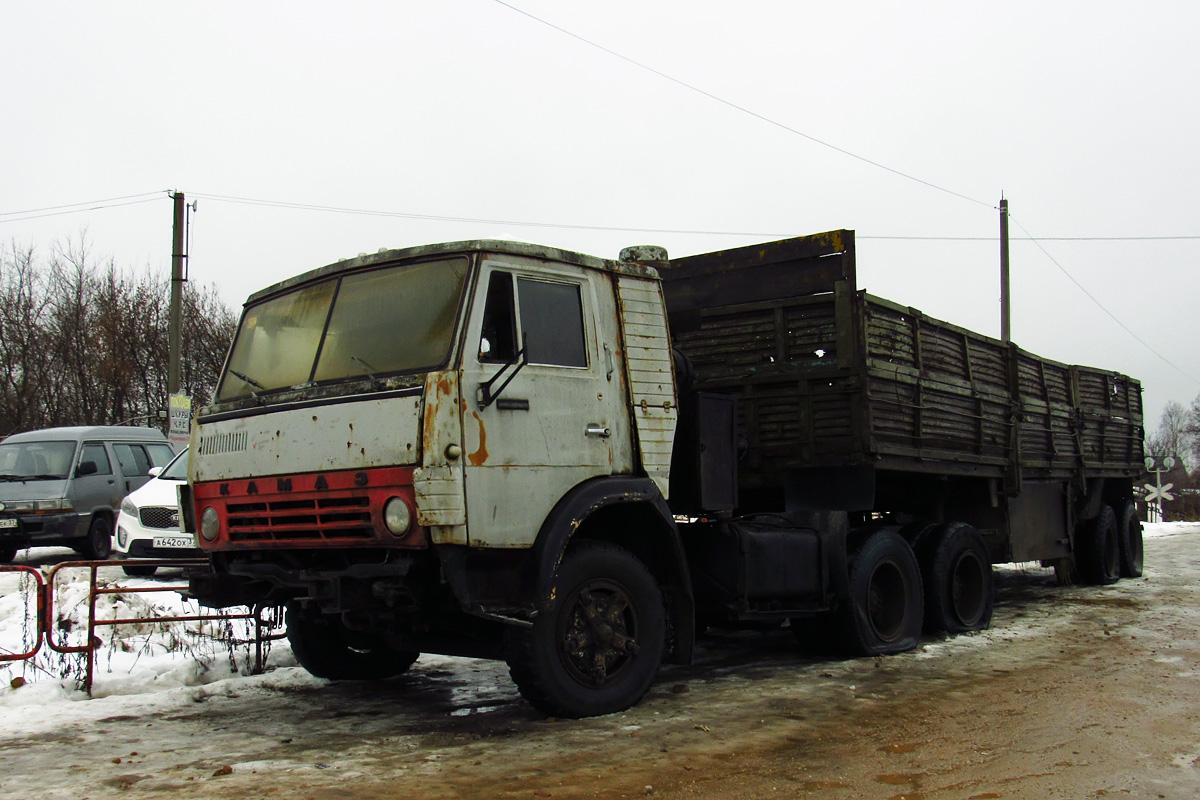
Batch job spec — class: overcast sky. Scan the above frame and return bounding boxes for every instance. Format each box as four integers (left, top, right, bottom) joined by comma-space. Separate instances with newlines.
2, 2, 1198, 429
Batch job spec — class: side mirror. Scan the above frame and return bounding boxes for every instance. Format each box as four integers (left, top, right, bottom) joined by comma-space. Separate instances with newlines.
148, 466, 163, 478
75, 461, 98, 477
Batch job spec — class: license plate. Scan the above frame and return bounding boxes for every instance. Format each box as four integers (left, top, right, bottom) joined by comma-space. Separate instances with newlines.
0, 518, 17, 529
153, 535, 194, 549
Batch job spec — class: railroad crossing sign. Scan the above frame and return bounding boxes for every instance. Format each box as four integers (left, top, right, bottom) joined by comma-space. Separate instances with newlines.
1144, 482, 1175, 502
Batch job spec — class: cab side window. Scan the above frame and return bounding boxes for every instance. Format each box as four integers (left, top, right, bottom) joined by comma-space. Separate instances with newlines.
80, 443, 112, 476
518, 278, 587, 368
478, 271, 517, 363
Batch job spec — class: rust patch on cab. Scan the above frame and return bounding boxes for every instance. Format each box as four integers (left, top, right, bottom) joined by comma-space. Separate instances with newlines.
468, 411, 488, 466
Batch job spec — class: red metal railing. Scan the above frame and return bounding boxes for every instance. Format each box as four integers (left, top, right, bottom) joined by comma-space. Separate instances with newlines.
1, 559, 285, 694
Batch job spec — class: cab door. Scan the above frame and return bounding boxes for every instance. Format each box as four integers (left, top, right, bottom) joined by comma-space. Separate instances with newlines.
458, 257, 631, 547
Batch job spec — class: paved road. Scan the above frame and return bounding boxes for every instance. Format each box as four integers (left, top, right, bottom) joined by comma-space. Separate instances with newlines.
1, 530, 1198, 799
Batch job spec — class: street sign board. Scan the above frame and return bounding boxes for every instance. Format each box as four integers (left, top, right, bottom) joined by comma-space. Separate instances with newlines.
169, 393, 192, 452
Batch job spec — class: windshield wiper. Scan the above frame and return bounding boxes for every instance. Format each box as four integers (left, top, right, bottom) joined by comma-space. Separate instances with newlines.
351, 356, 384, 388
229, 369, 266, 390
228, 369, 267, 404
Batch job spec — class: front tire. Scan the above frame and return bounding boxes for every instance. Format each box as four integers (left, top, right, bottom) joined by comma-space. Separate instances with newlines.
122, 564, 158, 577
837, 529, 924, 656
286, 605, 419, 680
504, 541, 665, 718
81, 516, 113, 560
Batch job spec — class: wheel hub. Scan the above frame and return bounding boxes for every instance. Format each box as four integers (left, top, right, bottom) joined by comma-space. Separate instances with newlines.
560, 582, 640, 686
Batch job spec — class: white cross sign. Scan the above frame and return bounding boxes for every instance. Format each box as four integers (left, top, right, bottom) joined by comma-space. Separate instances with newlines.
1144, 482, 1175, 502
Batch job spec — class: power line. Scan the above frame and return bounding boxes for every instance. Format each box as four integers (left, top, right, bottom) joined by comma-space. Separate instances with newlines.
861, 234, 1200, 242
1014, 218, 1200, 386
7, 189, 1200, 244
492, 1, 995, 210
0, 192, 168, 224
189, 192, 1200, 242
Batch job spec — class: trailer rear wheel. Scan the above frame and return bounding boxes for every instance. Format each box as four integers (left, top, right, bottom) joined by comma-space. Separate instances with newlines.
1077, 504, 1120, 585
838, 529, 923, 656
1117, 501, 1144, 578
286, 605, 419, 680
504, 541, 665, 718
917, 523, 993, 634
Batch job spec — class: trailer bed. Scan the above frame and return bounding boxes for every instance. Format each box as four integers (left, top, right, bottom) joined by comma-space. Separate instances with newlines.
659, 231, 1143, 495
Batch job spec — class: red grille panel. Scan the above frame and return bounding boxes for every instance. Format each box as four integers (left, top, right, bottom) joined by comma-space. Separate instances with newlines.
193, 466, 418, 547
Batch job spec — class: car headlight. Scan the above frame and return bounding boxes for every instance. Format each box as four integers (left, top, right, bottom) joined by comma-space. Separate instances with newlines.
120, 498, 138, 516
3, 499, 73, 513
199, 506, 220, 541
383, 497, 412, 536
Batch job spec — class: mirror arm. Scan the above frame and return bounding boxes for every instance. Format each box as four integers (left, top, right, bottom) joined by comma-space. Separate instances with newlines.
478, 346, 528, 410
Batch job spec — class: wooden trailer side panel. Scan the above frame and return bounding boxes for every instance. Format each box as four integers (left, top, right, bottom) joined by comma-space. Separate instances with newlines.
660, 230, 1144, 499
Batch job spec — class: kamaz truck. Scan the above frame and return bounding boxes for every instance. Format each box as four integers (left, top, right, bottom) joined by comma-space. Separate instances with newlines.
182, 230, 1144, 717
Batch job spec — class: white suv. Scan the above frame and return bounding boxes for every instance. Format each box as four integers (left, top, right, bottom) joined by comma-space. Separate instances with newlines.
113, 448, 200, 576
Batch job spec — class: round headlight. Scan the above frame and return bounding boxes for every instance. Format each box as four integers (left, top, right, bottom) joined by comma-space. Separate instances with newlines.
383, 497, 412, 536
199, 506, 220, 541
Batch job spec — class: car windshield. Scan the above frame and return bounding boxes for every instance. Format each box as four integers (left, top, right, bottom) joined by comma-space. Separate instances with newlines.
0, 441, 77, 480
216, 256, 470, 402
160, 448, 189, 481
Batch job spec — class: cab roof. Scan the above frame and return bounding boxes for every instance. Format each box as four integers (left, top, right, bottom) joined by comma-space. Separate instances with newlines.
247, 239, 661, 305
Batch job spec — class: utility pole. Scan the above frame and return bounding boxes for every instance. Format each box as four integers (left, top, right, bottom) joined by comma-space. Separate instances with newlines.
999, 195, 1011, 343
169, 191, 185, 396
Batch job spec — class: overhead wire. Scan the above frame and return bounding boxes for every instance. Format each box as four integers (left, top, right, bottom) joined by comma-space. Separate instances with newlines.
0, 192, 167, 224
492, 0, 995, 210
492, 1, 1198, 386
187, 193, 1200, 242
7, 190, 1200, 242
1014, 218, 1200, 385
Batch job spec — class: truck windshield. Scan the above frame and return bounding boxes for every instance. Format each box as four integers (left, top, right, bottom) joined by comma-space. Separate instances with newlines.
216, 257, 470, 402
0, 441, 77, 480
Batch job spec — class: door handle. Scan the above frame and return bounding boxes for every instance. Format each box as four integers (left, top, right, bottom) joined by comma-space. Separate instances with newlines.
586, 424, 611, 438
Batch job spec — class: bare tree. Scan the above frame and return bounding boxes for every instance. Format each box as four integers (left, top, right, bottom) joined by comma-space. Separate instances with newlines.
1147, 400, 1193, 471
0, 237, 236, 436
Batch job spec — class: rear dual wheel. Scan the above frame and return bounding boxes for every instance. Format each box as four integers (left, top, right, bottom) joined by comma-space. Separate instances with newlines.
836, 529, 924, 656
1077, 504, 1120, 586
1117, 501, 1144, 578
915, 522, 993, 634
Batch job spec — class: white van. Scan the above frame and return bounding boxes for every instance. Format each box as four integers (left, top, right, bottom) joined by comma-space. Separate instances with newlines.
0, 426, 176, 562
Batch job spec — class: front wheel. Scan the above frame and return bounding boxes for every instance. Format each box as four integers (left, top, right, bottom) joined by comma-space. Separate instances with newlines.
504, 541, 665, 718
81, 516, 113, 560
286, 605, 419, 680
836, 529, 924, 656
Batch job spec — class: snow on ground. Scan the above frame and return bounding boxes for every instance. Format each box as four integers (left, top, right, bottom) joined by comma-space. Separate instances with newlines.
0, 523, 1197, 737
